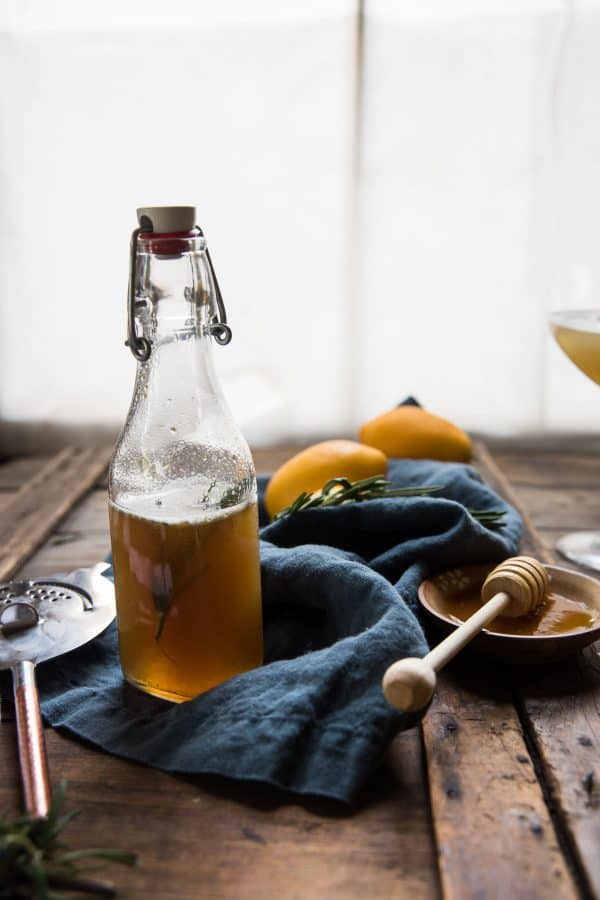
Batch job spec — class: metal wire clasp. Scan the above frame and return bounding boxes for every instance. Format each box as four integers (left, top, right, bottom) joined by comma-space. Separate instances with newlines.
125, 223, 232, 361
125, 227, 151, 362
197, 226, 232, 347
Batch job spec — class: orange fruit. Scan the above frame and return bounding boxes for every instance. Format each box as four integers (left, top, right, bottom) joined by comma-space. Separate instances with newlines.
359, 406, 471, 462
265, 440, 388, 519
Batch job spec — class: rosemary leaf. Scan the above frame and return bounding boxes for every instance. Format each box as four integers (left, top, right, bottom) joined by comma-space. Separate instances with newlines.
272, 476, 506, 529
0, 783, 137, 900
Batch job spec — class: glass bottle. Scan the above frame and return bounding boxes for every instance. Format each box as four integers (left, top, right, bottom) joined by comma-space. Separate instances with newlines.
108, 206, 263, 702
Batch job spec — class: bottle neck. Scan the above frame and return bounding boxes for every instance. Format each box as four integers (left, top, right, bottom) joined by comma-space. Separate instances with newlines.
133, 248, 227, 427
110, 229, 253, 510
135, 239, 213, 350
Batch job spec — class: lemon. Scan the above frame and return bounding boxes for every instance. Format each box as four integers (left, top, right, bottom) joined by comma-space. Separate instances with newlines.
265, 440, 388, 519
359, 406, 472, 462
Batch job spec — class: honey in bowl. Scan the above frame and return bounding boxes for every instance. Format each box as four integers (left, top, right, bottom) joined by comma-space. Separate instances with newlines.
437, 587, 599, 637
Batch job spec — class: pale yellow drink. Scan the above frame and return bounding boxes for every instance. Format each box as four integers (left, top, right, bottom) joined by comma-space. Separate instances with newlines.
552, 321, 600, 385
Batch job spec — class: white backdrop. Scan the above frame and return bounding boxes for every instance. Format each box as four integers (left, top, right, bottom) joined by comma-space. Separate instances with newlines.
0, 0, 599, 449
360, 0, 600, 434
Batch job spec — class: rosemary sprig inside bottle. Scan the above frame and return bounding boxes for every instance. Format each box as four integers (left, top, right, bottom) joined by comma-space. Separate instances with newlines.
272, 475, 506, 528
0, 782, 137, 899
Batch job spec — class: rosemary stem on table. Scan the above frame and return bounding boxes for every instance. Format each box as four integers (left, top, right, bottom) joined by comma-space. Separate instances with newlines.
0, 783, 137, 900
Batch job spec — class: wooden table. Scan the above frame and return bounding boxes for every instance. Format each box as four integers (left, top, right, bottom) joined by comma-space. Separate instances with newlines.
0, 441, 599, 899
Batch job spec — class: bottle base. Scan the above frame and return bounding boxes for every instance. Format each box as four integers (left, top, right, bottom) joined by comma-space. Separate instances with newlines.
124, 673, 195, 703
122, 660, 263, 702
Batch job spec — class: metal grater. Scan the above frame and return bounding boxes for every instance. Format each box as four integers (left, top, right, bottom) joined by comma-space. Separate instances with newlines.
0, 563, 116, 817
0, 563, 115, 668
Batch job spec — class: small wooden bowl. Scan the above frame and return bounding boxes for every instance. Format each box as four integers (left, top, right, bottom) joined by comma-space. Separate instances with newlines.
418, 563, 600, 663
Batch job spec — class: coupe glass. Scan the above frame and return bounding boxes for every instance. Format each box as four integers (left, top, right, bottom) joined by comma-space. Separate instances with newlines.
550, 309, 600, 570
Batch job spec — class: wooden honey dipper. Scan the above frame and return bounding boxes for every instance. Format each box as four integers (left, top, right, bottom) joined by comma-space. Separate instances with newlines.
382, 556, 549, 712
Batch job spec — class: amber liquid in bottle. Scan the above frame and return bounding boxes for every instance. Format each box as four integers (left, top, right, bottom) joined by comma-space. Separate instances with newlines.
109, 495, 263, 702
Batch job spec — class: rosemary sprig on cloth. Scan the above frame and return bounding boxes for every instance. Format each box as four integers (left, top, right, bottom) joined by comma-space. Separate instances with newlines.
272, 476, 506, 528
0, 783, 137, 899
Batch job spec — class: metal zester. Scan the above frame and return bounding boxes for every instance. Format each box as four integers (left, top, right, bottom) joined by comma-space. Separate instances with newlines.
0, 563, 115, 817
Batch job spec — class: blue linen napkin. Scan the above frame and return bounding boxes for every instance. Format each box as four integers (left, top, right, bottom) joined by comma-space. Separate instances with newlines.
37, 459, 521, 805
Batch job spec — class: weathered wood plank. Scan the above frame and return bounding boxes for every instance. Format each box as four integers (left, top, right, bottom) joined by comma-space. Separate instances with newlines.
0, 455, 49, 490
416, 442, 588, 898
0, 447, 112, 582
531, 528, 574, 557
55, 489, 109, 534
474, 441, 554, 563
422, 439, 578, 894
0, 493, 16, 513
489, 447, 600, 898
513, 651, 600, 900
423, 670, 576, 900
17, 532, 110, 579
0, 723, 440, 899
511, 486, 600, 532
493, 452, 600, 489
484, 435, 600, 456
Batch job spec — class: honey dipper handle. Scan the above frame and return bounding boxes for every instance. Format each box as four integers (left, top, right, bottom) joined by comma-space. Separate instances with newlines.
382, 591, 510, 712
426, 590, 510, 671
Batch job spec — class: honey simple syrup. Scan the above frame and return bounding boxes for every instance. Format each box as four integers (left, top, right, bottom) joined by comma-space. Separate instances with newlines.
109, 494, 263, 702
109, 207, 263, 701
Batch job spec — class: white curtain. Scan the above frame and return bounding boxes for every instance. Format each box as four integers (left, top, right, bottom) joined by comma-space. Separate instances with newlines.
360, 0, 600, 435
0, 0, 598, 449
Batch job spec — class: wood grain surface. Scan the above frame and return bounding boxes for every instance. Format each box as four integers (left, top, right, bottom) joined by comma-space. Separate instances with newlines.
423, 674, 575, 899
0, 709, 440, 899
418, 444, 579, 899
477, 442, 600, 899
0, 446, 112, 582
0, 441, 599, 899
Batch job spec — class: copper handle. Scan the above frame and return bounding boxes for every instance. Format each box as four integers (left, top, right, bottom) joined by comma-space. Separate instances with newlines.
13, 660, 51, 817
